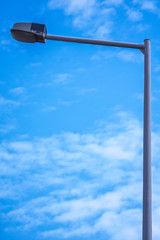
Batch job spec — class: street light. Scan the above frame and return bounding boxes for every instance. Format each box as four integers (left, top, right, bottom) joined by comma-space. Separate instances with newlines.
11, 22, 47, 43
10, 22, 152, 240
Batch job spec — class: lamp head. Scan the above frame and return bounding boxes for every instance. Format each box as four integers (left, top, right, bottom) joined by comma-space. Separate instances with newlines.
11, 22, 47, 43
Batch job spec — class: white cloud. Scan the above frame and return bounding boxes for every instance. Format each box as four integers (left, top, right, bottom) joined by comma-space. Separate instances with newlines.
0, 38, 17, 51
88, 21, 114, 39
95, 209, 141, 240
103, 0, 124, 6
77, 87, 96, 95
47, 0, 153, 37
0, 96, 18, 106
133, 0, 159, 15
47, 0, 116, 38
154, 64, 160, 72
126, 8, 143, 21
42, 106, 56, 112
7, 141, 33, 152
66, 0, 96, 16
136, 92, 143, 100
141, 1, 158, 13
58, 99, 76, 106
0, 39, 11, 45
0, 124, 15, 133
10, 87, 25, 95
29, 62, 42, 67
53, 73, 73, 84
117, 49, 143, 62
48, 0, 96, 17
91, 49, 143, 63
0, 111, 159, 239
133, 23, 150, 32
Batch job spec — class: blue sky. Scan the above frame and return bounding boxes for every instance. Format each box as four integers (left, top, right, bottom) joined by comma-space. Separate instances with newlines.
0, 0, 160, 239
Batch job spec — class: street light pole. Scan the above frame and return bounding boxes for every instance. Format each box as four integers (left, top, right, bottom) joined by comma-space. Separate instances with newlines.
143, 39, 152, 240
10, 23, 152, 240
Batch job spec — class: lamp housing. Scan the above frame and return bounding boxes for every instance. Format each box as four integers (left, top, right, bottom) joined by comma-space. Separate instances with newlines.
11, 22, 47, 43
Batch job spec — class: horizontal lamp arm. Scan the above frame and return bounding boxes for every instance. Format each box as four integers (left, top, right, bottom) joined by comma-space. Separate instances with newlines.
46, 34, 145, 50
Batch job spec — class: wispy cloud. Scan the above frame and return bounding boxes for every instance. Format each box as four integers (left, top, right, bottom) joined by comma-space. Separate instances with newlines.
1, 111, 159, 239
117, 49, 143, 62
47, 0, 115, 38
48, 0, 96, 19
29, 62, 42, 67
91, 49, 143, 63
133, 0, 160, 15
153, 64, 160, 72
53, 73, 73, 85
87, 21, 114, 39
0, 96, 19, 106
141, 1, 158, 13
77, 87, 96, 95
136, 92, 144, 100
0, 39, 11, 45
42, 106, 56, 112
35, 73, 73, 88
0, 39, 12, 51
123, 3, 143, 22
133, 23, 150, 32
0, 124, 15, 133
103, 0, 124, 6
47, 0, 155, 39
58, 98, 76, 106
10, 87, 25, 95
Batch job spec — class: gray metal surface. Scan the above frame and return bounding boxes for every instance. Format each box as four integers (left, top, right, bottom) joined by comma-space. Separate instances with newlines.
143, 39, 152, 240
46, 34, 145, 50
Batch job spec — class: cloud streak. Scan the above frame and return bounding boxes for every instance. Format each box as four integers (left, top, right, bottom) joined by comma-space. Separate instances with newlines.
91, 49, 143, 63
47, 0, 115, 38
0, 111, 159, 239
0, 96, 19, 106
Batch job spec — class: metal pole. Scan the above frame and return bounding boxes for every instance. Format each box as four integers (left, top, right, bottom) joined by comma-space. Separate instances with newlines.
143, 39, 152, 240
46, 34, 145, 50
